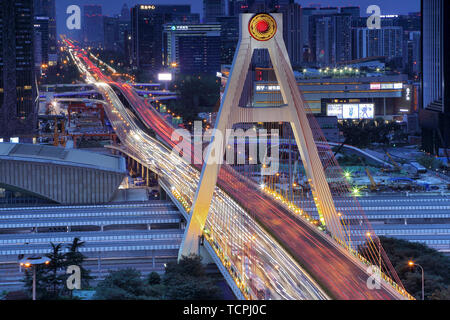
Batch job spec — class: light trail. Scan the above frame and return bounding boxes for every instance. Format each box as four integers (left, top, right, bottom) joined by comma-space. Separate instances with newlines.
64, 38, 412, 300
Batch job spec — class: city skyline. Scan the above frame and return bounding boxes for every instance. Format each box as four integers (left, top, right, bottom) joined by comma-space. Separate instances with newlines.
1, 0, 449, 303
55, 0, 420, 35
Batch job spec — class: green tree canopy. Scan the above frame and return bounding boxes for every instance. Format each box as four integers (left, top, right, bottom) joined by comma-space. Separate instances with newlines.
339, 118, 403, 148
94, 268, 151, 300
93, 254, 223, 300
167, 74, 220, 123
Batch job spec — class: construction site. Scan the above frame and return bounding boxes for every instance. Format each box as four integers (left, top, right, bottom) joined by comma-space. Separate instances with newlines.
36, 84, 117, 149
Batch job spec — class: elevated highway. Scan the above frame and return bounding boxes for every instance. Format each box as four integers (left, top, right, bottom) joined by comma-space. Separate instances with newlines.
65, 39, 412, 300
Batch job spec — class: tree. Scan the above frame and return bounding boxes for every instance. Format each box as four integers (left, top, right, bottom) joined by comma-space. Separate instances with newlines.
21, 239, 93, 300
163, 273, 222, 300
162, 254, 222, 300
44, 243, 66, 298
93, 254, 223, 300
147, 272, 161, 285
64, 237, 93, 290
94, 268, 151, 300
164, 254, 206, 278
338, 118, 402, 148
167, 74, 220, 123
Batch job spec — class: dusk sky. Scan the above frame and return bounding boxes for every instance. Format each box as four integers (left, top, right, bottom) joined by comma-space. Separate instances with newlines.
56, 0, 421, 35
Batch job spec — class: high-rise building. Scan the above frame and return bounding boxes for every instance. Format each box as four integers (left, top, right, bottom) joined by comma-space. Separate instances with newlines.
300, 7, 319, 63
354, 27, 403, 61
33, 16, 49, 69
203, 0, 226, 23
228, 0, 249, 16
103, 17, 121, 52
1, 0, 37, 140
120, 3, 130, 21
340, 6, 360, 18
278, 3, 302, 67
404, 31, 421, 77
163, 24, 221, 75
420, 0, 450, 154
216, 16, 239, 65
310, 13, 352, 66
398, 12, 421, 32
83, 5, 104, 48
131, 5, 192, 77
33, 0, 56, 65
317, 7, 339, 15
334, 13, 352, 64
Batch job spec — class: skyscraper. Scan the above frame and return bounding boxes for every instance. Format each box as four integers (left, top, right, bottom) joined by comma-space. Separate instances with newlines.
340, 6, 360, 18
203, 0, 225, 23
120, 3, 130, 21
354, 27, 403, 61
83, 5, 104, 48
131, 5, 191, 77
217, 16, 239, 65
1, 0, 37, 140
33, 0, 56, 65
310, 13, 352, 66
103, 16, 121, 52
228, 0, 249, 16
300, 7, 319, 63
420, 0, 450, 155
278, 2, 302, 67
163, 23, 222, 75
34, 16, 49, 69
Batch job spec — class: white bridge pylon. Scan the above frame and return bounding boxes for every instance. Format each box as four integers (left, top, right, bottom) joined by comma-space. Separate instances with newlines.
179, 13, 346, 258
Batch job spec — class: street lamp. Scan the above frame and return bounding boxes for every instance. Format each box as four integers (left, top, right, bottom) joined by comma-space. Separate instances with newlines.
19, 255, 50, 300
408, 261, 425, 300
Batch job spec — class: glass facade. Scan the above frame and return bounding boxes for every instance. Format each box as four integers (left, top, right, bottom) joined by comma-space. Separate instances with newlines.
0, 0, 37, 139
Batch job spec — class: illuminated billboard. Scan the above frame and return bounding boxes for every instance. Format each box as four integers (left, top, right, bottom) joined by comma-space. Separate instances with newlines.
327, 103, 375, 119
158, 73, 172, 81
342, 104, 359, 119
358, 104, 374, 119
370, 82, 403, 90
326, 104, 343, 119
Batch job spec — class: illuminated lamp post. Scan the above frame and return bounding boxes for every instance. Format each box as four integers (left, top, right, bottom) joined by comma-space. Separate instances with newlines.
19, 255, 51, 300
408, 261, 425, 300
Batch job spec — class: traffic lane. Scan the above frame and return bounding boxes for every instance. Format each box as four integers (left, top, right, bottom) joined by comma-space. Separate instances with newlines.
247, 193, 396, 299
81, 58, 400, 299
218, 172, 397, 300
119, 83, 398, 300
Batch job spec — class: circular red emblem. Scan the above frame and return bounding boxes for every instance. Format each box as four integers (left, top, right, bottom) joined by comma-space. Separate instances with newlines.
248, 14, 277, 41
256, 20, 269, 33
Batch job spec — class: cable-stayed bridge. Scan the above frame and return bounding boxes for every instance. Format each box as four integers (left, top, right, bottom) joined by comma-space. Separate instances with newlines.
63, 13, 414, 300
